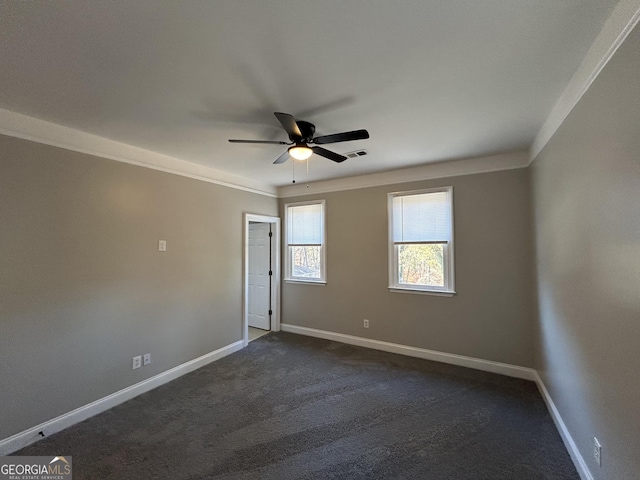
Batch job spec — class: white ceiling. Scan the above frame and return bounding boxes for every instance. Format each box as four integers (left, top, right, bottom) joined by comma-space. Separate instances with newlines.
0, 1, 619, 187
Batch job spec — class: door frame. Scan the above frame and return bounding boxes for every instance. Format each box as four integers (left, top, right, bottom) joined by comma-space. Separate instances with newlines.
243, 213, 281, 347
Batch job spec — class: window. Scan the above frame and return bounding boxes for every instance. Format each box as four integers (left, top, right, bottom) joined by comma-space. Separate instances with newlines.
284, 200, 326, 284
388, 187, 455, 295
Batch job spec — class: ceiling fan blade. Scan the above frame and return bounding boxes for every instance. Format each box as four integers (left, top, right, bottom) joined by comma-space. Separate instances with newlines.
313, 129, 370, 145
274, 112, 302, 138
273, 151, 290, 164
312, 146, 347, 163
228, 139, 288, 144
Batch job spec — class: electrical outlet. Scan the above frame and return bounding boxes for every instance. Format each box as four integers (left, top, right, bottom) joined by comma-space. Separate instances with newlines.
594, 437, 602, 467
132, 355, 142, 370
158, 240, 167, 251
143, 353, 151, 366
363, 319, 370, 328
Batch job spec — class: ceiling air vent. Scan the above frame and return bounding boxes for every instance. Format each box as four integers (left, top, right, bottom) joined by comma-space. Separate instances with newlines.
344, 149, 368, 158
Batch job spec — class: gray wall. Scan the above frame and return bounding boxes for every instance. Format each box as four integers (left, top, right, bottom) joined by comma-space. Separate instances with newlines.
0, 135, 277, 439
531, 23, 640, 480
280, 168, 534, 367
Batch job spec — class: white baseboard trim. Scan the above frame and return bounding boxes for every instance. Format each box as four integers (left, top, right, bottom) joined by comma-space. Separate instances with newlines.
281, 324, 592, 478
0, 340, 244, 456
534, 372, 593, 480
1, 329, 590, 480
280, 324, 536, 381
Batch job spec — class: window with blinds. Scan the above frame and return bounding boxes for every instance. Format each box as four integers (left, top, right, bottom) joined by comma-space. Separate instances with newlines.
388, 187, 455, 294
284, 200, 326, 283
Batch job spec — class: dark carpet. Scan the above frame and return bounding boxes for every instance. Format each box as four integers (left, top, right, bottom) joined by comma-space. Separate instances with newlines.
16, 332, 578, 479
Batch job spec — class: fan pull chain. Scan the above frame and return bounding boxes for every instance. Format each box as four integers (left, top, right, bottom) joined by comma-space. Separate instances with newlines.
292, 158, 295, 184
306, 158, 309, 175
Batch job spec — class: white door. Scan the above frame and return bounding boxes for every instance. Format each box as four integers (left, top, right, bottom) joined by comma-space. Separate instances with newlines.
248, 222, 271, 330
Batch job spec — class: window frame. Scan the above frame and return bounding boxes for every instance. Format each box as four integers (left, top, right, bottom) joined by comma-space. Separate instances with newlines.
284, 199, 327, 285
387, 187, 455, 296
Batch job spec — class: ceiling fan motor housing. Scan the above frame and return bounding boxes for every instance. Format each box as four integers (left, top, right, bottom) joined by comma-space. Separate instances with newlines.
294, 120, 316, 143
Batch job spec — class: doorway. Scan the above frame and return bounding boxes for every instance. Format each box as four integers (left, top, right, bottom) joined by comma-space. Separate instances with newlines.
248, 221, 271, 331
243, 214, 280, 347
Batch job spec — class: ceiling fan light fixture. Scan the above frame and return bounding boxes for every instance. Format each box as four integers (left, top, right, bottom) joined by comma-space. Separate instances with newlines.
288, 145, 313, 161
230, 112, 366, 164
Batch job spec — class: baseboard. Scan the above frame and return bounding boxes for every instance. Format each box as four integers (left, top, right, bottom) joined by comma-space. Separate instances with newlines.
280, 324, 536, 381
0, 340, 244, 455
533, 372, 594, 480
2, 330, 590, 480
280, 324, 592, 477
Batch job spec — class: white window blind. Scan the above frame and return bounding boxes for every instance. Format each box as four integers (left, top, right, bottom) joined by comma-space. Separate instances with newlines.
388, 187, 455, 295
392, 191, 451, 243
287, 203, 323, 245
285, 200, 326, 283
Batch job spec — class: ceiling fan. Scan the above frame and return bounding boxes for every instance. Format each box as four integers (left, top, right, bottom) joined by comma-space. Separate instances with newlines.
229, 112, 369, 164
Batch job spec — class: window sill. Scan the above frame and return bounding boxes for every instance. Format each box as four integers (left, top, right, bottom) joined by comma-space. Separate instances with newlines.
388, 287, 455, 297
285, 279, 327, 286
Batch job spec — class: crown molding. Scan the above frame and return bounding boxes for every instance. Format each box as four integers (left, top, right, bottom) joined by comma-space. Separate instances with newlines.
530, 0, 640, 162
0, 109, 277, 197
277, 150, 529, 198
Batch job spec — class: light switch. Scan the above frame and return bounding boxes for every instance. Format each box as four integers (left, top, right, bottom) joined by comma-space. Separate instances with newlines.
158, 240, 167, 252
